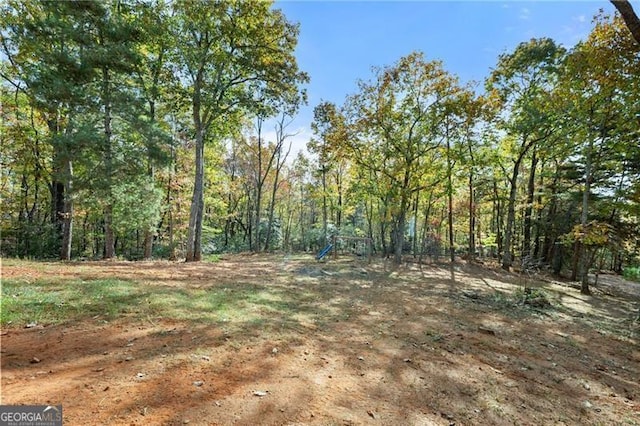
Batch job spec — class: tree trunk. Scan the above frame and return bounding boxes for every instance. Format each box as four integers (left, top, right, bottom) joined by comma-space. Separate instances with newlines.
393, 171, 412, 265
104, 205, 115, 259
102, 66, 115, 259
264, 163, 280, 251
542, 164, 559, 264
254, 129, 263, 252
321, 165, 328, 242
522, 150, 538, 259
446, 125, 455, 263
60, 158, 73, 260
502, 157, 523, 271
492, 180, 503, 259
448, 184, 454, 263
143, 100, 157, 260
533, 161, 544, 259
468, 172, 475, 261
393, 207, 406, 265
413, 190, 420, 257
48, 119, 65, 253
186, 130, 205, 262
579, 139, 594, 294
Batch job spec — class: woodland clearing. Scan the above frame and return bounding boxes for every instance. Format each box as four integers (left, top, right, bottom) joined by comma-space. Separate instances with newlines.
1, 254, 639, 425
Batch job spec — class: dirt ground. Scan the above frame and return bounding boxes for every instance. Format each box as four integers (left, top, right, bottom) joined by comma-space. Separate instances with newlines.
1, 254, 639, 425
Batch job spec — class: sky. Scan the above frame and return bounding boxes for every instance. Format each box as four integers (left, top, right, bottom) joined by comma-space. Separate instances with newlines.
267, 0, 622, 157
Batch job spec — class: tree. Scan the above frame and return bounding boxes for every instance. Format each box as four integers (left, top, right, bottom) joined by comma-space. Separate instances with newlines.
611, 0, 640, 45
309, 101, 349, 242
486, 38, 565, 271
133, 0, 175, 259
264, 112, 296, 251
345, 52, 458, 264
172, 0, 307, 262
1, 0, 100, 259
556, 13, 640, 293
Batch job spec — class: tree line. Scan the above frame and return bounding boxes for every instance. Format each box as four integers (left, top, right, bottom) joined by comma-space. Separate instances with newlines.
1, 2, 639, 294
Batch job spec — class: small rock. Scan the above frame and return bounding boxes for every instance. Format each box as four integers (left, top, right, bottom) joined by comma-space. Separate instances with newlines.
25, 322, 37, 329
30, 357, 41, 364
358, 356, 365, 361
367, 410, 377, 419
193, 381, 204, 387
201, 355, 210, 361
583, 383, 591, 391
94, 367, 105, 372
136, 373, 146, 379
253, 390, 268, 397
183, 420, 190, 424
125, 356, 134, 362
403, 358, 412, 363
272, 348, 278, 355
582, 400, 593, 409
214, 401, 221, 407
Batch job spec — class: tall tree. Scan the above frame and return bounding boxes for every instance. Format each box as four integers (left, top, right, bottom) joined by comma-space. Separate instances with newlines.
486, 38, 565, 271
345, 52, 458, 264
309, 101, 349, 241
0, 1, 131, 259
172, 0, 307, 262
556, 13, 640, 293
133, 0, 175, 260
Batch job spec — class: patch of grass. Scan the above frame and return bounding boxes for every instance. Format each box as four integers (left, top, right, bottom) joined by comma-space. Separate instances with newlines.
1, 277, 323, 330
622, 266, 640, 283
203, 253, 222, 263
1, 278, 141, 326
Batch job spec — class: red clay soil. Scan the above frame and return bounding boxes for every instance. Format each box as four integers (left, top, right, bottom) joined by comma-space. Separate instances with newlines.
1, 255, 639, 425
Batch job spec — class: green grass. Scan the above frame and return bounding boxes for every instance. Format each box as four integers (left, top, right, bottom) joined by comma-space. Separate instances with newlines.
622, 266, 640, 283
1, 277, 319, 328
203, 253, 222, 263
1, 278, 142, 326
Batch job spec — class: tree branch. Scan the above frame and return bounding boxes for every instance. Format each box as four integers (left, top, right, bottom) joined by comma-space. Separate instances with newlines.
611, 0, 640, 45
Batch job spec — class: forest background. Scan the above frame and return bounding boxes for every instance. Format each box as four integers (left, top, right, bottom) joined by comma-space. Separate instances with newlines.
1, 0, 639, 296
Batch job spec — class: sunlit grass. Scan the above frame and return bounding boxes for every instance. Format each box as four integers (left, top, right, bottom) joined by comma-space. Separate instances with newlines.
622, 266, 640, 282
1, 277, 319, 329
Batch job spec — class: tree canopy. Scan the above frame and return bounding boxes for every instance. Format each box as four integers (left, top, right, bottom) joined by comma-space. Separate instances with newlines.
1, 3, 638, 293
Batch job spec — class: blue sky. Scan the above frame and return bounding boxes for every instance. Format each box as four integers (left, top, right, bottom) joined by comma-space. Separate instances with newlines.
268, 0, 622, 156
